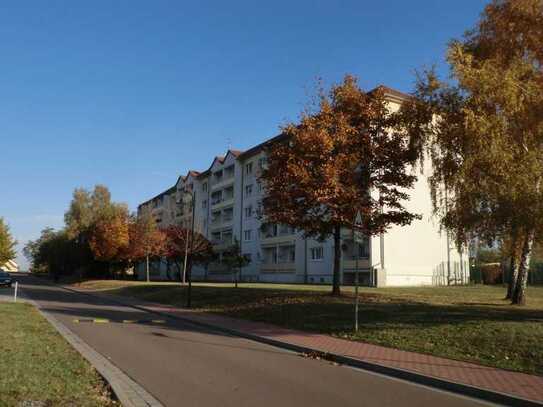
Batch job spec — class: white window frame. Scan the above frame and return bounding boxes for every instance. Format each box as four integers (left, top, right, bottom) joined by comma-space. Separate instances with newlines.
245, 205, 252, 219
245, 184, 253, 197
245, 162, 253, 175
244, 229, 252, 241
310, 246, 324, 261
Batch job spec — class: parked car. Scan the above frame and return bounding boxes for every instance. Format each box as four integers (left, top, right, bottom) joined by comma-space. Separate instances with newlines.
0, 271, 12, 287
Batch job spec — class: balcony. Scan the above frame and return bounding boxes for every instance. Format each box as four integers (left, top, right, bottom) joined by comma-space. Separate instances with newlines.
211, 197, 234, 210
211, 175, 235, 191
342, 258, 371, 271
260, 263, 296, 273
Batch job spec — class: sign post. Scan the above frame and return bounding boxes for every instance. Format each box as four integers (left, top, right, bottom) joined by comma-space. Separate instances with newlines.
352, 211, 363, 332
13, 281, 18, 303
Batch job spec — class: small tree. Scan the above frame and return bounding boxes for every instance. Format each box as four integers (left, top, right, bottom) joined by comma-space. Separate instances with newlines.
222, 238, 250, 288
262, 75, 420, 295
164, 225, 215, 308
163, 226, 215, 280
127, 210, 166, 281
0, 218, 17, 266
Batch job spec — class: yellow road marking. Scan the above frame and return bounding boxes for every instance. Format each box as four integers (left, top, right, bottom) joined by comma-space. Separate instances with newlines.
94, 318, 109, 323
73, 318, 165, 324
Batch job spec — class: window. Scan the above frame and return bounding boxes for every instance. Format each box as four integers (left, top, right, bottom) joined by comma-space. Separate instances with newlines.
261, 223, 278, 238
222, 229, 233, 244
258, 157, 268, 169
211, 211, 221, 224
278, 245, 296, 263
263, 247, 278, 264
202, 200, 207, 209
211, 191, 222, 205
224, 186, 234, 200
356, 238, 369, 259
245, 206, 252, 218
202, 182, 208, 192
279, 224, 294, 236
244, 229, 252, 241
311, 247, 324, 261
223, 207, 233, 222
245, 184, 253, 197
245, 162, 253, 175
225, 165, 235, 179
256, 180, 262, 192
211, 232, 221, 244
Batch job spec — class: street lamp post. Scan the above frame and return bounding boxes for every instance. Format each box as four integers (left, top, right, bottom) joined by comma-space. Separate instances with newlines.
352, 211, 363, 332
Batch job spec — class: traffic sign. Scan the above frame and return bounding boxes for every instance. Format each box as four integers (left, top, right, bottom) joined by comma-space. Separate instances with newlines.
353, 211, 364, 243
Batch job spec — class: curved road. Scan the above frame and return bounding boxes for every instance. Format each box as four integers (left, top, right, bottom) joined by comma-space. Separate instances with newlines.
13, 274, 494, 407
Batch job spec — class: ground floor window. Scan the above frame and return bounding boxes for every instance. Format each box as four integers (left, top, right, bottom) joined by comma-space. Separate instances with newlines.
310, 246, 324, 260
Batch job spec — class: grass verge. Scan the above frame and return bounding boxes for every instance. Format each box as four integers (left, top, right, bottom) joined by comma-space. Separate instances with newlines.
0, 301, 118, 407
72, 280, 543, 375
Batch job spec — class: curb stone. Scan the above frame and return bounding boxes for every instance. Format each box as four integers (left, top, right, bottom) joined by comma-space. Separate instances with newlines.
13, 294, 164, 407
60, 285, 543, 407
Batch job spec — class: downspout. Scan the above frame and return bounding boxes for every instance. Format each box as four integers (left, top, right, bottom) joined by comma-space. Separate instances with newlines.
239, 161, 244, 282
205, 175, 211, 281
304, 236, 308, 284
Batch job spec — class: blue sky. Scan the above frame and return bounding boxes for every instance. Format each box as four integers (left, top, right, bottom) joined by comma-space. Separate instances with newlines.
0, 1, 487, 268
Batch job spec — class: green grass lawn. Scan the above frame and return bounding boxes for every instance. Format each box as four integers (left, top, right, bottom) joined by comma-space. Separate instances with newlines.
0, 302, 118, 407
72, 279, 543, 375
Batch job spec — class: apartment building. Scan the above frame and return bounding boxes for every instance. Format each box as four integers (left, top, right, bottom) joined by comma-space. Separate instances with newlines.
136, 86, 468, 286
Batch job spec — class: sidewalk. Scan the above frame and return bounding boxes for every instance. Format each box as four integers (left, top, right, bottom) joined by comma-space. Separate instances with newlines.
67, 286, 543, 406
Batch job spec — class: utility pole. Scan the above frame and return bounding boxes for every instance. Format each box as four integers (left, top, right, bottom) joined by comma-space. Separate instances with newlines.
182, 225, 189, 284
186, 190, 196, 308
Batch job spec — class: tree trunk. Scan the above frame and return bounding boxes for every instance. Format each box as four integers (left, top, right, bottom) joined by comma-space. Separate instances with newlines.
506, 253, 519, 299
186, 259, 193, 308
506, 231, 519, 299
146, 255, 150, 282
332, 225, 341, 296
512, 229, 535, 305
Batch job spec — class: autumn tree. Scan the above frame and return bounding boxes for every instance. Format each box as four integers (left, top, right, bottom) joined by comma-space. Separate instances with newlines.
163, 226, 214, 278
64, 184, 134, 278
89, 204, 130, 276
0, 217, 17, 265
262, 75, 420, 296
126, 209, 166, 282
398, 0, 543, 304
163, 225, 214, 307
222, 238, 250, 288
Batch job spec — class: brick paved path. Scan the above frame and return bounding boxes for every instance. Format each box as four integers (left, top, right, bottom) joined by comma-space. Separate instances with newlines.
74, 289, 543, 405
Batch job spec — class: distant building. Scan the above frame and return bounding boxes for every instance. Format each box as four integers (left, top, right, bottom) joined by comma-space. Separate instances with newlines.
136, 86, 468, 286
0, 260, 19, 272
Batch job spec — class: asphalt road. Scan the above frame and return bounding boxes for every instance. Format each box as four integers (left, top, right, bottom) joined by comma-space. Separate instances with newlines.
13, 275, 494, 407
